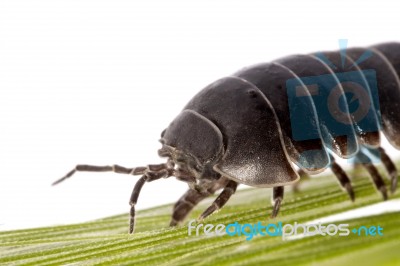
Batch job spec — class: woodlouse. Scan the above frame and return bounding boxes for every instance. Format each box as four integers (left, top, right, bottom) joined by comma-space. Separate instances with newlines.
53, 42, 400, 234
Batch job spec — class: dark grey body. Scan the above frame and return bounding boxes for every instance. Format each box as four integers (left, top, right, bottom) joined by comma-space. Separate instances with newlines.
162, 42, 400, 187
56, 42, 400, 234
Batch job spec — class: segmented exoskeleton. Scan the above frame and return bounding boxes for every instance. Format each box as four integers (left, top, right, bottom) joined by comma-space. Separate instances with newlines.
54, 42, 400, 234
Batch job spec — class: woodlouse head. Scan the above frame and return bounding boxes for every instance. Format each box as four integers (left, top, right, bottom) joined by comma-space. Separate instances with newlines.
158, 109, 224, 181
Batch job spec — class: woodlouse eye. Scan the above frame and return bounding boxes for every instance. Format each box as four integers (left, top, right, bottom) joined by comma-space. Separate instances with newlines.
247, 89, 257, 98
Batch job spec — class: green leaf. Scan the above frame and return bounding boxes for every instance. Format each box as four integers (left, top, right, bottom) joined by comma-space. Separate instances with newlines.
1, 168, 399, 266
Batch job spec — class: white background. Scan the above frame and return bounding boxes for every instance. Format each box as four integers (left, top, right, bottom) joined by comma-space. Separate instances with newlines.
0, 0, 399, 231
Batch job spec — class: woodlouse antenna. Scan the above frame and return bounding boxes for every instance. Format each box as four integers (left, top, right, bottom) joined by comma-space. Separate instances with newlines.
52, 161, 203, 234
52, 164, 147, 186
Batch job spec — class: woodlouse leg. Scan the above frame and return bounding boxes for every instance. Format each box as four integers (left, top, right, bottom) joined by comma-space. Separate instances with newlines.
356, 152, 388, 200
170, 189, 211, 226
330, 160, 355, 201
198, 180, 238, 221
170, 177, 229, 226
292, 169, 310, 193
174, 171, 204, 193
129, 170, 169, 234
271, 186, 284, 218
378, 147, 398, 193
